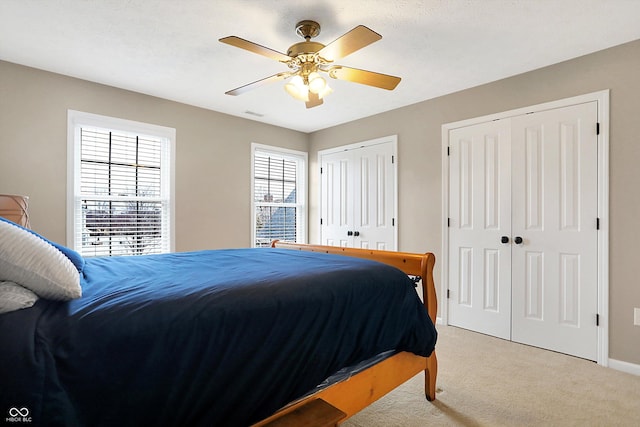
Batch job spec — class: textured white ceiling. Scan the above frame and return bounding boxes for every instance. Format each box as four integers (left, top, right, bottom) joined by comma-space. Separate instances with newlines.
2, 0, 640, 133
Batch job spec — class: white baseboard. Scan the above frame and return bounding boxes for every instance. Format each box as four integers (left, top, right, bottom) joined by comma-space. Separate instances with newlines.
609, 358, 640, 376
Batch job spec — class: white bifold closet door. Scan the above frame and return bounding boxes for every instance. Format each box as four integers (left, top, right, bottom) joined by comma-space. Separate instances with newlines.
448, 101, 598, 360
320, 142, 396, 251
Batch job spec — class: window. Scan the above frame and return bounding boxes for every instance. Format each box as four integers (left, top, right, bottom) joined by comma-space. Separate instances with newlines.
67, 111, 175, 256
252, 144, 307, 247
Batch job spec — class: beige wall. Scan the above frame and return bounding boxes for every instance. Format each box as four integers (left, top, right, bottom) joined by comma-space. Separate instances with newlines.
1, 38, 639, 366
0, 61, 307, 251
309, 39, 640, 365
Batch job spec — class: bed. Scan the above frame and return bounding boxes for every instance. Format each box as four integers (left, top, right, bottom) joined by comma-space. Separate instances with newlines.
0, 216, 437, 426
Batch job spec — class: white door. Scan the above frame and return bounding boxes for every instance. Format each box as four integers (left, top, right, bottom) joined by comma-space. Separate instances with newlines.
448, 119, 512, 339
321, 149, 353, 247
511, 102, 598, 360
447, 102, 599, 360
321, 142, 396, 250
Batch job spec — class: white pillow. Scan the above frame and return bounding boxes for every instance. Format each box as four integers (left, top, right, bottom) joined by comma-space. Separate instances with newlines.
0, 281, 39, 314
0, 220, 81, 301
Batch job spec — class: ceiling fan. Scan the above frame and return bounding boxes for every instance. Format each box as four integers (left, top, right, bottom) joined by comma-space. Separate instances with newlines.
219, 20, 401, 109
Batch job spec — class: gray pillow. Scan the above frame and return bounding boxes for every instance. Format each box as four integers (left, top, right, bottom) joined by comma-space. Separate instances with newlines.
0, 281, 38, 314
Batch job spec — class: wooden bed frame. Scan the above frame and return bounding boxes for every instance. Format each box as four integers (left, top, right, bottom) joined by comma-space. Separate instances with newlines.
253, 241, 438, 426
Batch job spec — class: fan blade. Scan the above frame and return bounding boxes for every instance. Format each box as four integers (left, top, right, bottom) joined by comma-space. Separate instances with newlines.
219, 36, 292, 62
328, 66, 401, 90
305, 92, 324, 109
317, 25, 382, 62
225, 72, 292, 96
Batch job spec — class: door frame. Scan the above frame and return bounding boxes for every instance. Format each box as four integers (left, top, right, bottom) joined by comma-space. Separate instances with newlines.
318, 135, 398, 249
440, 90, 609, 366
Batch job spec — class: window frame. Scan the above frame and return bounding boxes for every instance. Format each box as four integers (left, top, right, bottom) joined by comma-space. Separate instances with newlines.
67, 110, 176, 255
251, 143, 307, 248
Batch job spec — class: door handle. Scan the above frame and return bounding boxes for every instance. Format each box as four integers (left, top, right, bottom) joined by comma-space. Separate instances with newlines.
514, 236, 524, 244
347, 231, 353, 236
501, 236, 509, 244
353, 231, 360, 237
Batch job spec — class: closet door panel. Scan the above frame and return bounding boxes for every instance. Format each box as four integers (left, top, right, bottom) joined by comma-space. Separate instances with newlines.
321, 152, 353, 247
511, 102, 598, 361
448, 120, 512, 340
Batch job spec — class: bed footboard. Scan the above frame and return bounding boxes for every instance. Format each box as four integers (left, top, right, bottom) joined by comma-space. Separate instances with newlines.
268, 241, 438, 419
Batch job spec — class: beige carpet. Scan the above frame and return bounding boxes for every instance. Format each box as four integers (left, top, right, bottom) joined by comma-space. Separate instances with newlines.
343, 325, 640, 426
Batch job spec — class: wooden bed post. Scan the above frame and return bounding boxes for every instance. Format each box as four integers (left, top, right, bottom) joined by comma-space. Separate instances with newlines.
421, 252, 438, 401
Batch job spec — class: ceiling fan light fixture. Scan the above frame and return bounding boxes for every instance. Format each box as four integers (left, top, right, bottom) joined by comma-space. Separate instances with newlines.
308, 72, 326, 94
284, 75, 309, 102
317, 84, 333, 99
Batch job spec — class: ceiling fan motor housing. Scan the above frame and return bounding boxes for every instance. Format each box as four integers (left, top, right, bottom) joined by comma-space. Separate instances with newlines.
287, 41, 325, 57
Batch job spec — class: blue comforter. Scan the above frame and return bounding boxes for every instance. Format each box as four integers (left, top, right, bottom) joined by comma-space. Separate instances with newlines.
0, 248, 436, 426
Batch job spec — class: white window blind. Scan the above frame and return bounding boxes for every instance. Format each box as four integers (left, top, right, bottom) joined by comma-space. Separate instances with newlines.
68, 111, 174, 257
252, 145, 306, 247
